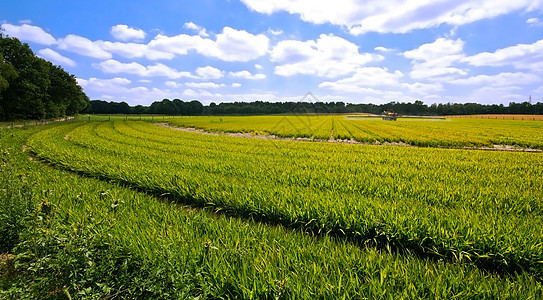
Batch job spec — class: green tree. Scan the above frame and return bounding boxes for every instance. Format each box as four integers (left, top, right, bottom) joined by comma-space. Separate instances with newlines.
0, 34, 89, 120
0, 53, 18, 119
1, 34, 49, 119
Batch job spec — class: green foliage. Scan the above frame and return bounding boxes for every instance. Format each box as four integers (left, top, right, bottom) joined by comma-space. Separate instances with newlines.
0, 34, 88, 121
86, 98, 204, 115
25, 121, 543, 281
167, 115, 543, 149
0, 53, 18, 92
2, 125, 542, 298
0, 149, 33, 253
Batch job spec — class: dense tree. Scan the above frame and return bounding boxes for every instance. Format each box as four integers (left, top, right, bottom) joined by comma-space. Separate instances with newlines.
0, 53, 18, 120
0, 34, 89, 120
88, 99, 542, 116
87, 98, 204, 116
46, 62, 89, 117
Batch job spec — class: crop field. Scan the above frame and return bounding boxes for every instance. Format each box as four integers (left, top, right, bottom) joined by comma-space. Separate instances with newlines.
449, 114, 543, 121
165, 115, 543, 149
2, 118, 542, 298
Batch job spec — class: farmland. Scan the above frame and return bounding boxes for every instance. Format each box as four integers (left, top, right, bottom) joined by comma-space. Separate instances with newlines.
165, 115, 543, 149
2, 116, 543, 298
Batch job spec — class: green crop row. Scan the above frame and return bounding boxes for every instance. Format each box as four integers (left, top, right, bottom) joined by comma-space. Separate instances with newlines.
4, 125, 542, 298
165, 115, 543, 149
25, 121, 543, 281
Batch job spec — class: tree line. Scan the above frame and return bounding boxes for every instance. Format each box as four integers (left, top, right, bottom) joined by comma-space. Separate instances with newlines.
88, 99, 543, 116
0, 34, 89, 121
86, 98, 204, 115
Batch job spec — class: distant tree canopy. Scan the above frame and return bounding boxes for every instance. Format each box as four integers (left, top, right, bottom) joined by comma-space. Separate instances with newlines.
0, 34, 89, 121
86, 99, 543, 116
205, 100, 543, 115
86, 99, 204, 115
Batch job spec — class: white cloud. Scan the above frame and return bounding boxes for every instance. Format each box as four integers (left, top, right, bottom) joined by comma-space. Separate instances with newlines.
403, 38, 467, 80
77, 77, 132, 91
110, 24, 146, 41
403, 82, 444, 95
149, 26, 268, 62
255, 64, 264, 70
196, 66, 224, 79
77, 77, 178, 105
271, 34, 383, 78
319, 67, 404, 92
463, 39, 543, 71
527, 17, 543, 26
229, 70, 266, 80
184, 22, 200, 31
185, 82, 226, 89
96, 59, 196, 79
241, 0, 543, 35
148, 33, 212, 55
98, 41, 174, 60
183, 22, 209, 37
165, 81, 181, 88
374, 46, 394, 52
449, 72, 540, 86
232, 82, 242, 88
468, 86, 525, 103
404, 38, 464, 62
37, 48, 76, 67
58, 34, 112, 59
319, 67, 447, 98
268, 28, 283, 35
212, 27, 269, 62
0, 23, 56, 45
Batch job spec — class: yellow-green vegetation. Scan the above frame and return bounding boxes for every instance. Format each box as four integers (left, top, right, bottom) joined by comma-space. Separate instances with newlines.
165, 115, 543, 149
2, 119, 542, 298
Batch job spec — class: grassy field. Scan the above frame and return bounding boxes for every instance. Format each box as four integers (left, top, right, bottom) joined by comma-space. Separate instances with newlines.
164, 115, 543, 149
2, 118, 543, 298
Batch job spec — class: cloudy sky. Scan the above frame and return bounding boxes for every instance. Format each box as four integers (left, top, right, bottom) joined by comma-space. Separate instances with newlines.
2, 0, 543, 106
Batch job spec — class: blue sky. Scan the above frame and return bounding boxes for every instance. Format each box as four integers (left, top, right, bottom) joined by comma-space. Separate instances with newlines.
2, 0, 543, 106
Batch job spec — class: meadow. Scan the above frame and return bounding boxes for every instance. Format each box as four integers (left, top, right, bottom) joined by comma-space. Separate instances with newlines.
1, 116, 542, 298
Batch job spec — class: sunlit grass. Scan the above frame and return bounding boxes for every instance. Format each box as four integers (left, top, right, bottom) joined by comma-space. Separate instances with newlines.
4, 124, 542, 298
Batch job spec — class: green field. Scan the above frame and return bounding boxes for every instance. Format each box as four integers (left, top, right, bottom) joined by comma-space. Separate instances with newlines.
164, 115, 543, 149
2, 117, 543, 298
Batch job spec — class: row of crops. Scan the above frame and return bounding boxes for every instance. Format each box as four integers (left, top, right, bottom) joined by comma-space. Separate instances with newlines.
164, 115, 543, 149
2, 124, 541, 297
26, 121, 543, 283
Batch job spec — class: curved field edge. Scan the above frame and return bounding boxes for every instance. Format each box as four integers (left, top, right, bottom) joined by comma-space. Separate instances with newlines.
24, 121, 543, 281
163, 115, 543, 150
3, 129, 542, 298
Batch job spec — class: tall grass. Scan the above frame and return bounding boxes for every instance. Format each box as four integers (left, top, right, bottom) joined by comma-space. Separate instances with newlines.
165, 115, 543, 149
4, 125, 542, 298
25, 121, 543, 281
